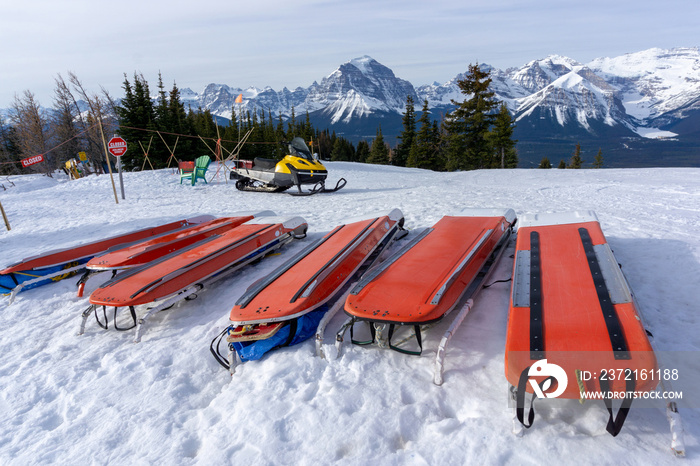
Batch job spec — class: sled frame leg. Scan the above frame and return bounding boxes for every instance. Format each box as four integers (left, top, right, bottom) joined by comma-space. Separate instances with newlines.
434, 299, 473, 385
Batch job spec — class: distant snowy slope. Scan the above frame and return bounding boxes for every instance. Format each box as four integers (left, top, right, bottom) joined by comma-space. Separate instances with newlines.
588, 47, 700, 126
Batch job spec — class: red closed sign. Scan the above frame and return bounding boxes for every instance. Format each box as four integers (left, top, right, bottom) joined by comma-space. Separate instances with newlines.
21, 154, 44, 167
108, 137, 128, 157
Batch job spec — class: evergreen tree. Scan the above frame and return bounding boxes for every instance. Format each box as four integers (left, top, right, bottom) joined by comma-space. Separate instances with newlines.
593, 148, 604, 168
0, 122, 21, 175
431, 120, 446, 171
568, 143, 583, 169
116, 73, 157, 170
443, 63, 499, 171
557, 159, 567, 169
164, 81, 194, 161
489, 103, 518, 168
330, 137, 355, 161
155, 72, 170, 129
355, 140, 370, 163
538, 157, 552, 168
407, 100, 440, 170
394, 95, 416, 167
366, 125, 389, 164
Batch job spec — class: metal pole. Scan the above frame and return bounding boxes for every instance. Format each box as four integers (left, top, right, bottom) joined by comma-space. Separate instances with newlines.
118, 157, 125, 200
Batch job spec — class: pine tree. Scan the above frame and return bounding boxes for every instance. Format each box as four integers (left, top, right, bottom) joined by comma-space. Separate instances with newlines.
366, 125, 389, 164
355, 140, 370, 163
593, 148, 604, 168
568, 143, 583, 169
330, 138, 355, 161
394, 95, 416, 167
443, 63, 499, 171
538, 157, 552, 168
489, 103, 518, 168
557, 159, 567, 169
116, 73, 157, 170
407, 100, 440, 170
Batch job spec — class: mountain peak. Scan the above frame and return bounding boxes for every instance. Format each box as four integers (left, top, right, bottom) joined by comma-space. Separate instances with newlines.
348, 55, 377, 74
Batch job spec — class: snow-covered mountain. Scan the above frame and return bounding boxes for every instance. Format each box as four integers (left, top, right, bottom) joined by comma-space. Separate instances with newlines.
183, 47, 699, 145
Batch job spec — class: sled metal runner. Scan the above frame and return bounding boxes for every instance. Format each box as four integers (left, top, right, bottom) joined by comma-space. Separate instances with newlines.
75, 212, 275, 297
1, 215, 216, 303
505, 211, 684, 456
210, 209, 405, 373
337, 208, 516, 385
81, 216, 307, 342
230, 137, 346, 196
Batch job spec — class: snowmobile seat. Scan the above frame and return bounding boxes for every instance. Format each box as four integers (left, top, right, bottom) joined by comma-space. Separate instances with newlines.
253, 158, 278, 171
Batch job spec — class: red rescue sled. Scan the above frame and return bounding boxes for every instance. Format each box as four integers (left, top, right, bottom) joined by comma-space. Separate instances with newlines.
505, 212, 680, 448
75, 212, 274, 296
1, 215, 215, 301
340, 208, 516, 384
210, 209, 405, 372
81, 215, 308, 341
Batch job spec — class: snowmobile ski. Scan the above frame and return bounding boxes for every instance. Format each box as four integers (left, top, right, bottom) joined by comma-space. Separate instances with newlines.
1, 215, 215, 302
230, 137, 346, 196
81, 215, 308, 342
505, 211, 681, 453
339, 208, 516, 384
210, 208, 405, 372
75, 211, 275, 297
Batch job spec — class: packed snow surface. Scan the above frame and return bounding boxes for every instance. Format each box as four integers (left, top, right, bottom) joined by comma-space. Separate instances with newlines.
1, 163, 699, 464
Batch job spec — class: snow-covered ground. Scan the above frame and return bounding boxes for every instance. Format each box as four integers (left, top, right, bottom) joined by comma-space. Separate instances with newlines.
1, 163, 698, 464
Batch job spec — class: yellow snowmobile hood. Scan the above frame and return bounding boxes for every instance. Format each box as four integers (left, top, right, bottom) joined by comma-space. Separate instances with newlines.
274, 155, 328, 174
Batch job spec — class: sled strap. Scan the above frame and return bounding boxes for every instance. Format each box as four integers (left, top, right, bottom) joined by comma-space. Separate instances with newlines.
388, 324, 423, 356
114, 306, 138, 331
578, 228, 630, 360
276, 320, 298, 349
350, 319, 376, 345
529, 231, 544, 360
210, 327, 231, 370
515, 366, 556, 429
599, 372, 636, 436
94, 305, 109, 330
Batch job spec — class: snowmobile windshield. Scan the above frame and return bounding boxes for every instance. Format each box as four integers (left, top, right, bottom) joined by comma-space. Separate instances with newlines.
288, 137, 314, 161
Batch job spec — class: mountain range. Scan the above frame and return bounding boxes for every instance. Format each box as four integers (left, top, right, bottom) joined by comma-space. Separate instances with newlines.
178, 47, 700, 167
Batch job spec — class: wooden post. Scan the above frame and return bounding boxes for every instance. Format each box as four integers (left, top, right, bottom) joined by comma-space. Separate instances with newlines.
139, 136, 155, 171
0, 200, 10, 231
158, 132, 180, 169
98, 119, 119, 204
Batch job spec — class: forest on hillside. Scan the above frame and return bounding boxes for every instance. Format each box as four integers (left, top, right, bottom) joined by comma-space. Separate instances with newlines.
0, 66, 521, 177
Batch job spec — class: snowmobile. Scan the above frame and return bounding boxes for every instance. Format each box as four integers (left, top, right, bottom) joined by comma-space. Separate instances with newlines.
230, 137, 346, 195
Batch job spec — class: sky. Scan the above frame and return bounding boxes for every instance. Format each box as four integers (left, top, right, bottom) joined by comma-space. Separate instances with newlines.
1, 0, 698, 107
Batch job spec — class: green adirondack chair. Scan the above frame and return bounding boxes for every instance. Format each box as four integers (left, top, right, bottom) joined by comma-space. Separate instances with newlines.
180, 156, 211, 185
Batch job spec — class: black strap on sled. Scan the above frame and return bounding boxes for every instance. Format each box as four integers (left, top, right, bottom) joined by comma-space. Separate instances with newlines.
599, 372, 636, 436
272, 320, 299, 351
209, 319, 300, 371
578, 228, 630, 360
350, 319, 376, 346
93, 305, 137, 331
529, 231, 545, 360
515, 366, 556, 429
388, 324, 423, 356
210, 327, 232, 370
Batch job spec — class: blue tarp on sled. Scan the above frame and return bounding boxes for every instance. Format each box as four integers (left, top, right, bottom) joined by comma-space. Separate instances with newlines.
232, 307, 328, 361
